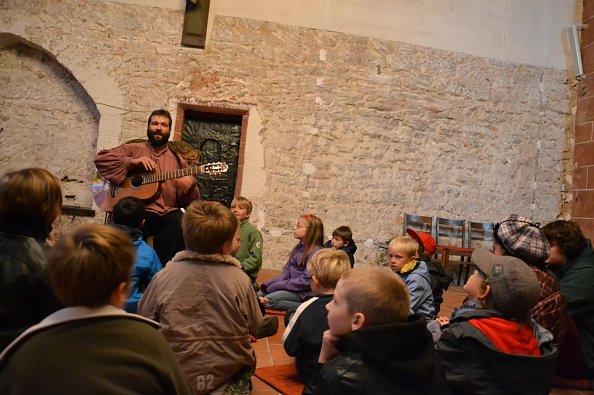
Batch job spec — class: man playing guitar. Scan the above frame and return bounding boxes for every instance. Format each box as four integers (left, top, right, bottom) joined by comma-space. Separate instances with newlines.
95, 109, 200, 265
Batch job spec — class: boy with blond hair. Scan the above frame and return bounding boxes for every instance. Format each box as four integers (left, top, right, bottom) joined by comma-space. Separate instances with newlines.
387, 235, 435, 320
230, 196, 263, 288
283, 249, 351, 388
0, 224, 192, 394
139, 200, 262, 395
310, 266, 449, 394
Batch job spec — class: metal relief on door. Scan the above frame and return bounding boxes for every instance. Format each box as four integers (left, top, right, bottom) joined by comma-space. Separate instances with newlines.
182, 117, 241, 206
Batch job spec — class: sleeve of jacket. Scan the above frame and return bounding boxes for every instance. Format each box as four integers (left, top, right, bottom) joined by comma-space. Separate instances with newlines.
558, 264, 594, 319
265, 247, 318, 294
311, 356, 365, 395
262, 259, 292, 292
265, 268, 311, 294
128, 243, 163, 310
242, 230, 263, 280
406, 273, 429, 314
283, 313, 304, 356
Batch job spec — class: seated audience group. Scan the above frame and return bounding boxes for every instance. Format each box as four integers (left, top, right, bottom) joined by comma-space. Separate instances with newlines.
1, 165, 594, 394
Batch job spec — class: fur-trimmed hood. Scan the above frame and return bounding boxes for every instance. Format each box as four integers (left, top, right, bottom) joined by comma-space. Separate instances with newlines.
171, 250, 242, 269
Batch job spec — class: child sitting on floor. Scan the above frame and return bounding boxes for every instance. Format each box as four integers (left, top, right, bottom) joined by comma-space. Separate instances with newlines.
259, 214, 324, 311
406, 228, 452, 315
231, 196, 264, 290
309, 266, 450, 394
432, 249, 557, 394
387, 235, 435, 320
138, 200, 262, 395
282, 249, 351, 390
112, 196, 162, 314
324, 225, 357, 267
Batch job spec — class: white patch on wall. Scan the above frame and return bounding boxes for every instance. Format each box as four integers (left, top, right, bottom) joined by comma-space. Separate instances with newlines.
315, 97, 323, 106
303, 163, 316, 175
319, 49, 327, 61
316, 78, 324, 86
256, 209, 266, 230
269, 228, 284, 238
308, 127, 319, 135
364, 239, 375, 247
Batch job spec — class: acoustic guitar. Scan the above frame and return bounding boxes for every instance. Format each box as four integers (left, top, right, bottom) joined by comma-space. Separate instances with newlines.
92, 162, 228, 212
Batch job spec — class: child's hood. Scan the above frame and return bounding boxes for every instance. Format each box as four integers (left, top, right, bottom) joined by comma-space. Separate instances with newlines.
346, 314, 439, 381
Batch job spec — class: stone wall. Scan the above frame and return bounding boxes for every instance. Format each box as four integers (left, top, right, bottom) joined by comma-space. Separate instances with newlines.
0, 2, 574, 268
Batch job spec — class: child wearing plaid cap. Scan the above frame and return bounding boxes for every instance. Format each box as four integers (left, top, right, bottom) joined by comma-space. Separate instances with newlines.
433, 250, 557, 394
493, 215, 567, 344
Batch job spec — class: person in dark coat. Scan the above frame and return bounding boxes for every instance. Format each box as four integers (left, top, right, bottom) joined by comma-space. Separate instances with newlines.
433, 250, 557, 395
309, 266, 450, 395
324, 225, 357, 267
0, 168, 63, 350
543, 220, 594, 382
0, 224, 192, 395
282, 249, 351, 391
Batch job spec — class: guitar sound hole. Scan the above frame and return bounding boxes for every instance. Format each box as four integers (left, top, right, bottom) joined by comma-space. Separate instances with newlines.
131, 176, 143, 187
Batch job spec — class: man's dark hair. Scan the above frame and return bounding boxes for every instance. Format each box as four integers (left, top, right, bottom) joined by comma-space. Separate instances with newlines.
113, 197, 145, 229
542, 220, 587, 260
147, 109, 172, 129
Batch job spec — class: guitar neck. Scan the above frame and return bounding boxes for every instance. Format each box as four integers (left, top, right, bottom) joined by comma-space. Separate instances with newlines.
141, 166, 204, 184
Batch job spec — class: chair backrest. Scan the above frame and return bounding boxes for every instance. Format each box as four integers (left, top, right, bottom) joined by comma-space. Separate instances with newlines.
468, 221, 494, 250
435, 217, 466, 247
402, 213, 435, 237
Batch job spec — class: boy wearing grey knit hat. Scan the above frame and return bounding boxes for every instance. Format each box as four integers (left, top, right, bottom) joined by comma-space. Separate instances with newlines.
434, 250, 557, 394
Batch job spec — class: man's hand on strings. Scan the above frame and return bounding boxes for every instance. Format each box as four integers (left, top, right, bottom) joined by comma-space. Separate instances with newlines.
132, 157, 157, 171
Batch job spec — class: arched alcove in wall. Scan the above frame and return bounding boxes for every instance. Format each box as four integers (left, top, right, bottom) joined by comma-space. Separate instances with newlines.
0, 33, 101, 207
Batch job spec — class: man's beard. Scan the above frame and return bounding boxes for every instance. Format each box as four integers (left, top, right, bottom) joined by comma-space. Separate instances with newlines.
147, 129, 169, 146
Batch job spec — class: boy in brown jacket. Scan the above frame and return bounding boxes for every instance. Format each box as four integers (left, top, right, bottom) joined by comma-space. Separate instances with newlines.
139, 200, 262, 395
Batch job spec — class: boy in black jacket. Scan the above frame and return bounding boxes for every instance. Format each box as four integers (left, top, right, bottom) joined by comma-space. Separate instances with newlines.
310, 266, 450, 395
282, 249, 351, 390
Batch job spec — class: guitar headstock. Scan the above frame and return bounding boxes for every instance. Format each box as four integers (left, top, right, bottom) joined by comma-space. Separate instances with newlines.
200, 162, 229, 175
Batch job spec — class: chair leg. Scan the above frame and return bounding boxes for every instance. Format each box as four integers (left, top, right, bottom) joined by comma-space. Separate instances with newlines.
464, 264, 471, 285
457, 263, 464, 286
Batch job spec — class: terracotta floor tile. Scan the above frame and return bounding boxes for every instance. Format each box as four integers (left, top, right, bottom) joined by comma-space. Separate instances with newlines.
251, 376, 273, 390
269, 344, 292, 360
251, 339, 270, 353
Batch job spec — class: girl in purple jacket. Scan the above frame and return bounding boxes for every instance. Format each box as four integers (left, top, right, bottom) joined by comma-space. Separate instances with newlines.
259, 214, 324, 311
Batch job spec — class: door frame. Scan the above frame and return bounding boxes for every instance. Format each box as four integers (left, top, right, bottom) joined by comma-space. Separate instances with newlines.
174, 101, 252, 198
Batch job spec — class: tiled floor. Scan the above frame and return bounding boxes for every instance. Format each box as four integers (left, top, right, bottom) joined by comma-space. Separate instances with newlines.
251, 268, 593, 395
